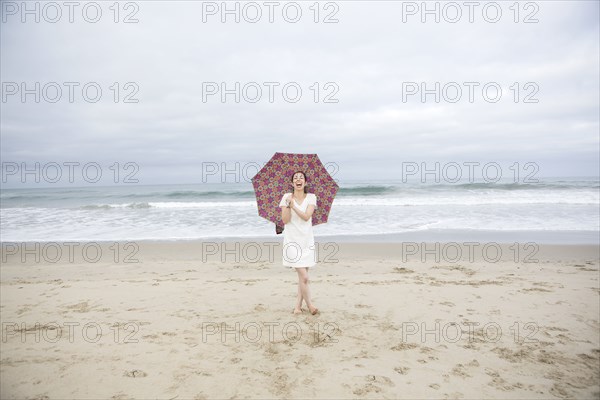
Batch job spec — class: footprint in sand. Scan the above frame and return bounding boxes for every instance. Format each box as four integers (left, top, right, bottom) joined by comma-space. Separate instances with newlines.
64, 301, 93, 313
124, 369, 147, 378
293, 354, 313, 368
353, 375, 394, 395
394, 366, 410, 375
391, 342, 418, 351
270, 370, 293, 397
451, 364, 473, 378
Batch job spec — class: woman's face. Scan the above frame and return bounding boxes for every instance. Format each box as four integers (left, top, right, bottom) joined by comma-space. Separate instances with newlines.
292, 172, 306, 191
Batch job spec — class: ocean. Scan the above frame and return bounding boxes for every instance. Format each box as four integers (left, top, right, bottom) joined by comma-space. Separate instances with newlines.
1, 177, 598, 243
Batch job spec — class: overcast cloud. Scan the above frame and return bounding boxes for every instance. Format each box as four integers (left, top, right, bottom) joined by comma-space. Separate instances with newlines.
1, 0, 598, 186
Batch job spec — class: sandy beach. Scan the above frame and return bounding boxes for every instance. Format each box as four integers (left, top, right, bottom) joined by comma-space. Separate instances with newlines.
1, 240, 599, 399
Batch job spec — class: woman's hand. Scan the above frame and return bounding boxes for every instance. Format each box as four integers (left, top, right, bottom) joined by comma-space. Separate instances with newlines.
281, 194, 292, 224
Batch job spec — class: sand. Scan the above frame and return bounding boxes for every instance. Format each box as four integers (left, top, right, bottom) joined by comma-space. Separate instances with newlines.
1, 240, 599, 399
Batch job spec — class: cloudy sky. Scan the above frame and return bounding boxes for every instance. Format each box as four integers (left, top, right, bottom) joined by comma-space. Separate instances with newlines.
1, 0, 598, 186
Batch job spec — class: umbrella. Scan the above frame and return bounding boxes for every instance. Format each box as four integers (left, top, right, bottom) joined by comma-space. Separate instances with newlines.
251, 152, 339, 234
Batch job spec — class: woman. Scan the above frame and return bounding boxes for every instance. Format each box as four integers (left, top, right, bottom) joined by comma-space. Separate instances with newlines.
279, 171, 319, 315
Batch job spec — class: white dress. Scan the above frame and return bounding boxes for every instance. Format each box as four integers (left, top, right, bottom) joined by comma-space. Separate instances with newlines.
278, 193, 318, 268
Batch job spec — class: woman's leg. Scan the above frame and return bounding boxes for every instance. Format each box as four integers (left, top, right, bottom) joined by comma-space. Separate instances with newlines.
296, 267, 317, 313
295, 275, 304, 311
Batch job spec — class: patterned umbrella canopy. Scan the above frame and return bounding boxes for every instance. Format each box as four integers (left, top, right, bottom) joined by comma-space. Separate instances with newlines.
251, 152, 339, 231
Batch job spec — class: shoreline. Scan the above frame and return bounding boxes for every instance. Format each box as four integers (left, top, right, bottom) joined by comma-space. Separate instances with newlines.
1, 228, 599, 245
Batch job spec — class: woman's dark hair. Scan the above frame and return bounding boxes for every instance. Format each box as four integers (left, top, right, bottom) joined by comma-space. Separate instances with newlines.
291, 170, 308, 193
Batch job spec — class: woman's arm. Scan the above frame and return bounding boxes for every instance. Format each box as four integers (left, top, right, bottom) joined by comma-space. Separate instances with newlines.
291, 202, 316, 222
281, 194, 292, 224
282, 205, 292, 224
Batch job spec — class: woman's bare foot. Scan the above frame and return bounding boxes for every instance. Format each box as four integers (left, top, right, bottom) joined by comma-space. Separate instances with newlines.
309, 306, 319, 315
292, 308, 303, 314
